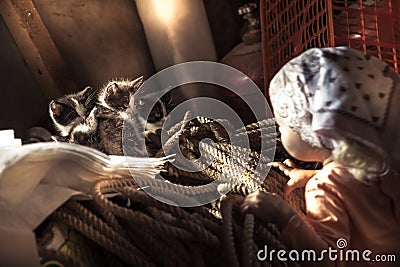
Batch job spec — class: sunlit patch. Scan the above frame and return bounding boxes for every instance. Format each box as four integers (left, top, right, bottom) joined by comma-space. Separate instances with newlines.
153, 0, 176, 24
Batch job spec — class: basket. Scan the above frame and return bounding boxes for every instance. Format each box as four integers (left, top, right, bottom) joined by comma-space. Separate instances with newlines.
261, 0, 400, 96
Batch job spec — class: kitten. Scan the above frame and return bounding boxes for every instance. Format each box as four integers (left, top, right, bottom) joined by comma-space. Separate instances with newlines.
96, 77, 144, 155
49, 77, 170, 156
130, 92, 171, 156
49, 86, 98, 138
98, 77, 143, 116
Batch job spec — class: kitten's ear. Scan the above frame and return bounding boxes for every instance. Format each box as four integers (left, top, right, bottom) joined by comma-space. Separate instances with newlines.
161, 91, 172, 103
106, 82, 119, 94
128, 76, 144, 93
81, 86, 97, 99
81, 86, 98, 106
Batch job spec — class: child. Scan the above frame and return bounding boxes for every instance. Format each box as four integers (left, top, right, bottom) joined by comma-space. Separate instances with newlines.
241, 47, 400, 266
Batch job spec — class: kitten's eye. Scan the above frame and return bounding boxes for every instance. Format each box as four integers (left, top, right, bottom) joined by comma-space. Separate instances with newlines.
50, 101, 63, 117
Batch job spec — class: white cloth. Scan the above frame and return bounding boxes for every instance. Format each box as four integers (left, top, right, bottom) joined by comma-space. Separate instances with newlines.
0, 141, 168, 266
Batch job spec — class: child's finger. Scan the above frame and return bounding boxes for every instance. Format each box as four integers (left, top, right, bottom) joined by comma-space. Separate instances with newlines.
271, 162, 293, 177
283, 159, 296, 168
285, 171, 313, 195
267, 161, 280, 167
268, 161, 284, 172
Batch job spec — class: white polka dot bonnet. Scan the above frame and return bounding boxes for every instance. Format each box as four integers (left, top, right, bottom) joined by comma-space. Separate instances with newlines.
269, 47, 400, 163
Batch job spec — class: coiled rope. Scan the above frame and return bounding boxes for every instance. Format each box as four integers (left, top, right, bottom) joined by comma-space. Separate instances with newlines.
36, 118, 309, 266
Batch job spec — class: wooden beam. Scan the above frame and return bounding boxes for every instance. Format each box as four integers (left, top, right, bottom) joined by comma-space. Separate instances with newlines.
0, 0, 77, 99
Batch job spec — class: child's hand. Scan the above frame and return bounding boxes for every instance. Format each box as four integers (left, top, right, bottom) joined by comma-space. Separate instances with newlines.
269, 159, 320, 195
241, 191, 295, 230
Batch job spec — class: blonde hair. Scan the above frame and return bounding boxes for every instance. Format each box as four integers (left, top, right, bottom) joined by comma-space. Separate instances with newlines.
331, 138, 389, 183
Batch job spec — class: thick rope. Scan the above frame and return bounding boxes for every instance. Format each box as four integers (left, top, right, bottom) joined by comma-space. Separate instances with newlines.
123, 222, 191, 267
221, 197, 240, 267
38, 247, 86, 267
92, 179, 221, 249
64, 201, 131, 246
36, 117, 307, 266
242, 214, 255, 267
51, 209, 154, 267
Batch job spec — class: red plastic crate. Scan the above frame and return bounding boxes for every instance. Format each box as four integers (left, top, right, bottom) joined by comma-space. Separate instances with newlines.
260, 0, 334, 92
261, 0, 400, 96
332, 0, 400, 71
